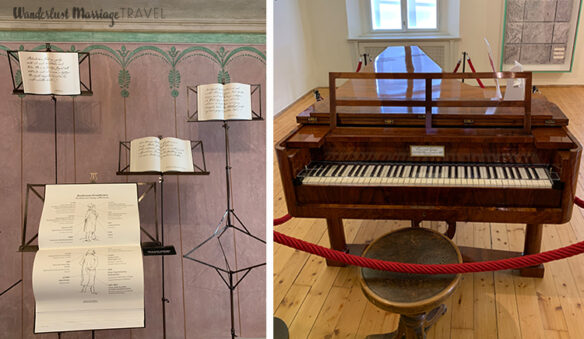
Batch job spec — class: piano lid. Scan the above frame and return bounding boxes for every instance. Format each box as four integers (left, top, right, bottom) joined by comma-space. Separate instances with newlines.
300, 46, 568, 128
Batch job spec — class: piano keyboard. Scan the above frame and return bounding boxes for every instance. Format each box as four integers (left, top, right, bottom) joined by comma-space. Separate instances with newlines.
298, 162, 555, 188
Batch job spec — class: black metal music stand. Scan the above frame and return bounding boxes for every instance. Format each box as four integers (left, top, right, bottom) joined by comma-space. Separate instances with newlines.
184, 84, 265, 339
117, 137, 209, 339
1, 43, 92, 298
7, 43, 92, 185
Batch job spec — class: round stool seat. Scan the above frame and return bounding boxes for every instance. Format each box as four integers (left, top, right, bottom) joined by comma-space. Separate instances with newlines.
359, 227, 462, 316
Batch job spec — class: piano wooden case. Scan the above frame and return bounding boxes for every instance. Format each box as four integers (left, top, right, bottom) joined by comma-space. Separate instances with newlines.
276, 47, 581, 277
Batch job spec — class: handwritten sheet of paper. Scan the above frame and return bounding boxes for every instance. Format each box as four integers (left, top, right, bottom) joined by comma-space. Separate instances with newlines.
18, 51, 81, 95
197, 83, 225, 120
129, 137, 161, 172
160, 137, 194, 172
224, 83, 252, 120
33, 184, 144, 333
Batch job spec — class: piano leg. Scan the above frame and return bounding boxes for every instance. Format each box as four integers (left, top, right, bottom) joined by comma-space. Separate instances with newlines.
520, 223, 545, 278
326, 217, 348, 266
445, 221, 456, 239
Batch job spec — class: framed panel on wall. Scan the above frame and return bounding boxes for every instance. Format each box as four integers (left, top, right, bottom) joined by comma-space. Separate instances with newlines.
501, 0, 583, 72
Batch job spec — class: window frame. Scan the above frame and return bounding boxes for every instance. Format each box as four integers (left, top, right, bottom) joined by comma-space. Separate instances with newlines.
367, 0, 442, 34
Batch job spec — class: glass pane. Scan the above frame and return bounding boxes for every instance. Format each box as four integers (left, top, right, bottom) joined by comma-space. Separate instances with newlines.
371, 0, 402, 30
407, 0, 437, 29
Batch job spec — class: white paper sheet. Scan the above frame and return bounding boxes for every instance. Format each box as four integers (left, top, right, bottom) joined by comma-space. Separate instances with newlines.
18, 51, 81, 95
33, 184, 144, 333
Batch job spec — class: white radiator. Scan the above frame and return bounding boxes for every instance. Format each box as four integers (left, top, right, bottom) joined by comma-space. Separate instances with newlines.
356, 40, 457, 70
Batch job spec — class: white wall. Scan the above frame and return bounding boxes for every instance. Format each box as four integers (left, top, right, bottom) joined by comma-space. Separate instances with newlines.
274, 0, 355, 113
274, 0, 317, 113
275, 0, 584, 113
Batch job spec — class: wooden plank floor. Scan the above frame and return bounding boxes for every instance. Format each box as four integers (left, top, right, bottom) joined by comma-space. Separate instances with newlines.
273, 86, 584, 339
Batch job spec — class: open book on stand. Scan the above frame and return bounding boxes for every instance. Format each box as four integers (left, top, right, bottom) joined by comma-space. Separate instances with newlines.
129, 136, 194, 173
197, 82, 251, 120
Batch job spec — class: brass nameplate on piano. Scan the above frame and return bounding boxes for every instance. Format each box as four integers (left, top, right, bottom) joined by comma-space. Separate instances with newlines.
410, 145, 445, 157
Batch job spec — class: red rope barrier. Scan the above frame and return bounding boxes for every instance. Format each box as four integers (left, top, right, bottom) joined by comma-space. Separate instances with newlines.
272, 197, 584, 273
274, 230, 584, 274
575, 196, 584, 208
274, 214, 292, 226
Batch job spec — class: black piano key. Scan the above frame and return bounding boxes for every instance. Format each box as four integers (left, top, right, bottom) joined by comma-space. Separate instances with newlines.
359, 165, 368, 177
331, 165, 343, 177
395, 166, 403, 177
381, 165, 387, 177
319, 165, 330, 177
525, 167, 533, 179
379, 165, 386, 176
398, 165, 405, 177
504, 167, 511, 179
321, 165, 333, 177
516, 167, 524, 179
529, 167, 537, 179
533, 167, 542, 179
312, 165, 324, 176
372, 165, 380, 177
352, 165, 362, 177
513, 167, 520, 179
348, 165, 359, 177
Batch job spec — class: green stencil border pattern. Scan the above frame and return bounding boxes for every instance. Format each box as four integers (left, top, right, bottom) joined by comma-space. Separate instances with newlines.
0, 31, 265, 44
0, 43, 266, 98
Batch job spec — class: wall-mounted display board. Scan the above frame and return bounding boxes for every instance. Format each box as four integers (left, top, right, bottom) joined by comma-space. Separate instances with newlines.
501, 0, 583, 71
0, 0, 265, 32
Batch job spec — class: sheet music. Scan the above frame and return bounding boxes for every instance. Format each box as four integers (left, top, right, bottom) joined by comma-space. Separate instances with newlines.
18, 51, 81, 95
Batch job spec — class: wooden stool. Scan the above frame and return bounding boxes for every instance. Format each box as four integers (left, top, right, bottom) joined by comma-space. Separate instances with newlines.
359, 227, 462, 339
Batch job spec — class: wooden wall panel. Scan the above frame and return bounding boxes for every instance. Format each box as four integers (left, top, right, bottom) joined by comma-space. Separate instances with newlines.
0, 41, 266, 339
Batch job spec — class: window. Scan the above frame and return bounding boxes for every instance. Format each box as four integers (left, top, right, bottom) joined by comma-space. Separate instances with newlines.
370, 0, 438, 31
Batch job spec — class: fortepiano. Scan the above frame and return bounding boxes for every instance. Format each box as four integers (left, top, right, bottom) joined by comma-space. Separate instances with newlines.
276, 46, 581, 277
